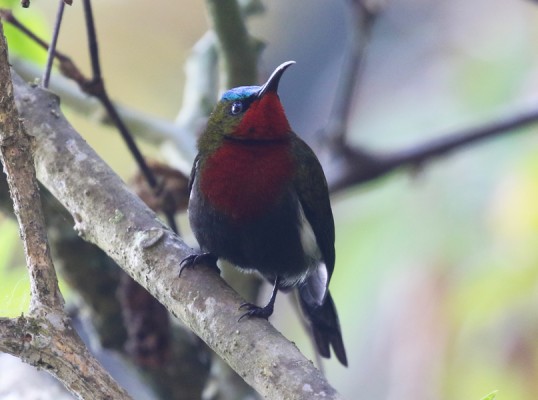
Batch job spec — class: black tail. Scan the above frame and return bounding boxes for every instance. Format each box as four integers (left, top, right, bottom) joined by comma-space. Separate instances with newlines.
298, 288, 348, 366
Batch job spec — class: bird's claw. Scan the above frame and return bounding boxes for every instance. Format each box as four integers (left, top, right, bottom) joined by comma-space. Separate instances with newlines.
238, 302, 274, 321
179, 252, 219, 277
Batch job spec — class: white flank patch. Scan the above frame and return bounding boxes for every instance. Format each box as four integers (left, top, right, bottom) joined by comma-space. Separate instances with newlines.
297, 203, 328, 305
189, 159, 200, 202
297, 202, 321, 260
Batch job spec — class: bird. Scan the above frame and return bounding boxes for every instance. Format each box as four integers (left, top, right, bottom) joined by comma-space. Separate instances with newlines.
181, 61, 347, 366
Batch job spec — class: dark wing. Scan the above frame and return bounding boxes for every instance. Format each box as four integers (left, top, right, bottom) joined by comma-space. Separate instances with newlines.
291, 134, 335, 279
291, 136, 346, 365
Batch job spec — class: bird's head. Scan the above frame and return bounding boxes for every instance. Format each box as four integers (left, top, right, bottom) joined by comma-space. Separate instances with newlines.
202, 61, 295, 148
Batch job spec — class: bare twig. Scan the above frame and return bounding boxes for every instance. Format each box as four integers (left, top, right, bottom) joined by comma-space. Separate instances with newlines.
0, 9, 48, 47
316, 1, 538, 193
11, 70, 343, 400
87, 0, 177, 231
12, 59, 185, 147
42, 0, 65, 88
1, 6, 179, 233
80, 0, 180, 232
81, 0, 101, 82
328, 105, 538, 192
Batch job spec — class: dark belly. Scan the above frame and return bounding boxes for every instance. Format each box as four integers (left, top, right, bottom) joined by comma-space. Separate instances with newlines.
189, 186, 308, 284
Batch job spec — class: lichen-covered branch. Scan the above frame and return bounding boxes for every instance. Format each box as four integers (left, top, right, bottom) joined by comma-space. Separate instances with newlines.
0, 24, 131, 400
0, 21, 63, 314
0, 150, 210, 400
0, 315, 131, 400
11, 71, 342, 400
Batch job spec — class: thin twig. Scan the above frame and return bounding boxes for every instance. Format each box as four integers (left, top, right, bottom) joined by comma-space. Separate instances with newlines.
0, 9, 49, 47
81, 0, 101, 81
81, 0, 178, 232
328, 104, 538, 192
78, 1, 153, 185
383, 106, 538, 167
42, 0, 65, 88
1, 6, 179, 233
13, 59, 185, 147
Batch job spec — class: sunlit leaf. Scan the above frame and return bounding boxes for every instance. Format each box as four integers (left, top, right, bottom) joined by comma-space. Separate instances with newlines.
481, 390, 498, 400
1, 5, 49, 64
0, 220, 30, 316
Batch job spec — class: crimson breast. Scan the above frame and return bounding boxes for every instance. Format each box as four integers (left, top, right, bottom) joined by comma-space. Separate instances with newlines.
200, 141, 294, 222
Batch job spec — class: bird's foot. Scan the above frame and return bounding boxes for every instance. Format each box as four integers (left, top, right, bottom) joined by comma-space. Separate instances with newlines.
179, 252, 219, 277
238, 302, 274, 321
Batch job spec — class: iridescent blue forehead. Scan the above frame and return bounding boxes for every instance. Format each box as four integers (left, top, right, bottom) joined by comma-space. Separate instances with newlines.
221, 86, 260, 101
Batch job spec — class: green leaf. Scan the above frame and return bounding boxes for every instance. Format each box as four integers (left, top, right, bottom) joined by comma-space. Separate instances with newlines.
0, 220, 30, 317
480, 390, 498, 400
0, 0, 19, 7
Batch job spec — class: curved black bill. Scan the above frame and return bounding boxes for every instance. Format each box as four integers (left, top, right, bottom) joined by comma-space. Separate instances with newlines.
257, 61, 296, 98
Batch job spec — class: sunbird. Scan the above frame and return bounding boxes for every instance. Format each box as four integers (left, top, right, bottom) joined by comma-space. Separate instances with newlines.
183, 61, 347, 366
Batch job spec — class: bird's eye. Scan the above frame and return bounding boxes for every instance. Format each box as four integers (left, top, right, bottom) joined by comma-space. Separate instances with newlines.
230, 101, 243, 115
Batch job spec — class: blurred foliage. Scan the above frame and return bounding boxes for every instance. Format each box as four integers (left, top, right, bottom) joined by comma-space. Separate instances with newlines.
0, 218, 71, 318
0, 0, 48, 65
0, 218, 30, 317
481, 391, 498, 400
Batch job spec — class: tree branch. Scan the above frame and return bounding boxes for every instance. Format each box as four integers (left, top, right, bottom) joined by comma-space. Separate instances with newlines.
0, 151, 211, 400
11, 71, 342, 399
0, 22, 63, 314
0, 23, 130, 400
0, 316, 131, 400
205, 0, 259, 88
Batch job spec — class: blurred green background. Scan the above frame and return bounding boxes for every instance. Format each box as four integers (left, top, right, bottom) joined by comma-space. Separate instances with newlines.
2, 0, 538, 399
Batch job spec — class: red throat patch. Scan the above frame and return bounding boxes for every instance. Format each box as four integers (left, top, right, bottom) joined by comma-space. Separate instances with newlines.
200, 141, 294, 222
234, 93, 291, 140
